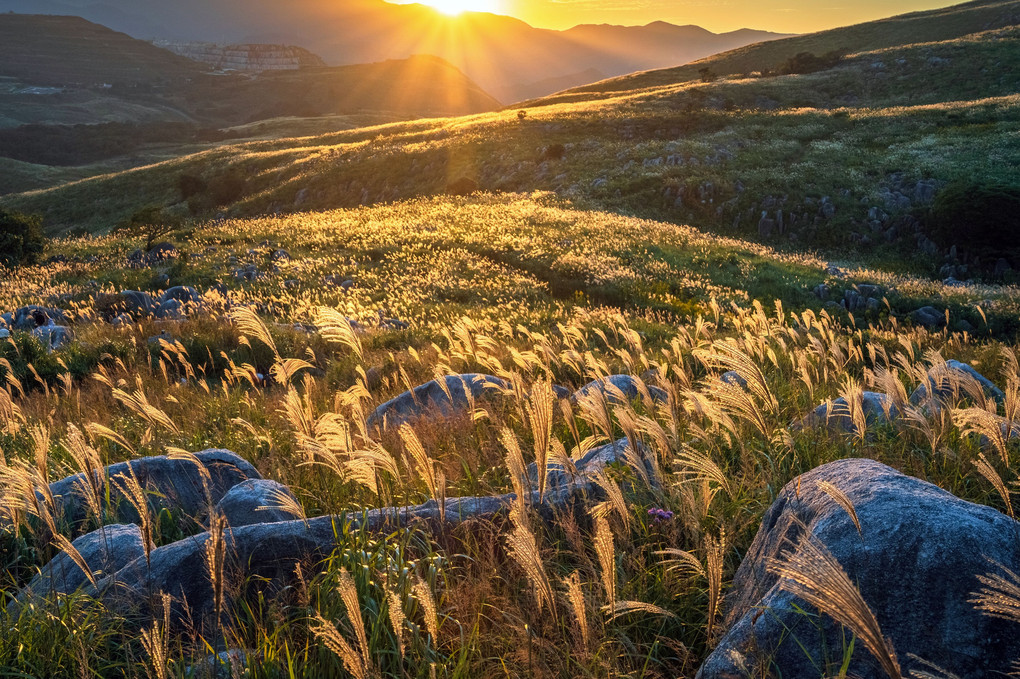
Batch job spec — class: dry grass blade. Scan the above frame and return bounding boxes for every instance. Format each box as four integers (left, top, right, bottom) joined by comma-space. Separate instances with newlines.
563, 571, 589, 654
817, 480, 863, 534
594, 512, 616, 606
769, 530, 902, 679
206, 511, 228, 626
314, 307, 364, 361
506, 500, 557, 616
312, 613, 368, 679
603, 599, 678, 622
230, 306, 278, 358
337, 567, 373, 676
972, 453, 1014, 518
970, 561, 1020, 624
413, 573, 440, 641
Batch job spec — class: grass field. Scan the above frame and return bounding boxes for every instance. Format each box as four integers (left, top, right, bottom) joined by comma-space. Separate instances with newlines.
1, 193, 1020, 676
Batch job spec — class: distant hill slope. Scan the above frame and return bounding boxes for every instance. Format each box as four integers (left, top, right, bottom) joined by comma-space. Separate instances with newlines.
0, 14, 500, 131
555, 0, 1020, 99
155, 42, 326, 72
8, 17, 1020, 285
0, 0, 791, 102
0, 14, 204, 86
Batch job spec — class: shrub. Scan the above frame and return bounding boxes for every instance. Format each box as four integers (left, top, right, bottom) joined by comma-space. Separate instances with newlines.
0, 208, 45, 268
178, 173, 208, 200
925, 180, 1020, 268
541, 143, 566, 161
781, 51, 845, 75
698, 67, 717, 83
208, 171, 246, 206
113, 206, 178, 251
446, 177, 479, 196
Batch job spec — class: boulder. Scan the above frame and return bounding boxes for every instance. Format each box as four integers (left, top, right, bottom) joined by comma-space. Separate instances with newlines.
214, 479, 302, 527
910, 359, 1005, 406
571, 375, 668, 406
31, 325, 72, 351
159, 286, 202, 306
47, 449, 260, 533
13, 524, 146, 605
911, 305, 946, 328
147, 242, 179, 262
366, 374, 509, 430
97, 291, 156, 320
720, 371, 748, 389
698, 459, 1020, 679
12, 305, 68, 330
94, 438, 637, 636
155, 299, 183, 319
795, 392, 898, 435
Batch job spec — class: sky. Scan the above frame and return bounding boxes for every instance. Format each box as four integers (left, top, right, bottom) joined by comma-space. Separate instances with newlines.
435, 0, 966, 33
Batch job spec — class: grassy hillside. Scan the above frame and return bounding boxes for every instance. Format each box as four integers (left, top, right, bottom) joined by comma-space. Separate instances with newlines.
0, 14, 203, 86
561, 0, 1020, 98
7, 23, 1020, 280
2, 192, 1020, 677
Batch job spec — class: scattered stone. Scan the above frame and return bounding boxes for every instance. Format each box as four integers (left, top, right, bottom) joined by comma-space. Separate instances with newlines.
12, 524, 146, 606
720, 371, 748, 388
910, 306, 946, 328
795, 392, 898, 435
909, 359, 1005, 406
215, 479, 302, 528
31, 325, 72, 351
366, 374, 509, 430
46, 449, 260, 533
94, 438, 640, 636
697, 458, 1020, 679
571, 374, 668, 405
147, 242, 179, 262
160, 286, 202, 306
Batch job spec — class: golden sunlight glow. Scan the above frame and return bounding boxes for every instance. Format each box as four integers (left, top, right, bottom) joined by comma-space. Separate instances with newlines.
421, 0, 499, 16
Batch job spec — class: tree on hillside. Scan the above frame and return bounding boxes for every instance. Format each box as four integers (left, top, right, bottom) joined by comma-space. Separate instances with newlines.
0, 208, 45, 268
114, 205, 178, 251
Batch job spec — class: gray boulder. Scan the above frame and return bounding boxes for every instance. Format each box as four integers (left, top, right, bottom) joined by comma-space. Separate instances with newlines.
98, 290, 156, 320
571, 375, 668, 406
795, 392, 898, 435
720, 371, 748, 388
910, 359, 1005, 406
31, 325, 72, 351
698, 458, 1020, 679
159, 286, 202, 306
47, 449, 260, 533
12, 305, 68, 330
95, 438, 639, 635
13, 524, 146, 605
366, 374, 509, 430
214, 479, 302, 527
910, 305, 946, 328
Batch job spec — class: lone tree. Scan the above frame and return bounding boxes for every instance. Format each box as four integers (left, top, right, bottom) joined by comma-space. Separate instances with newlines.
0, 208, 45, 268
114, 206, 178, 251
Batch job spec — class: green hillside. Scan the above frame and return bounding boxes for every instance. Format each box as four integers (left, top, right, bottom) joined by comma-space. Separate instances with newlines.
7, 19, 1020, 281
0, 14, 204, 86
559, 0, 1020, 99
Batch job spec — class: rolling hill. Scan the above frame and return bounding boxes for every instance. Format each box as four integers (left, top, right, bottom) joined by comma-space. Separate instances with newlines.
557, 0, 1020, 99
0, 0, 791, 102
7, 0, 1020, 282
0, 14, 500, 135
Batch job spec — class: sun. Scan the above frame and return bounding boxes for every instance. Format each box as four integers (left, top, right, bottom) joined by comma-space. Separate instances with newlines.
421, 0, 499, 16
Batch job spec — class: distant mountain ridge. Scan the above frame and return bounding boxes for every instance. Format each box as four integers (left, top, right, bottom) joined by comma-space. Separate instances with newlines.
0, 0, 792, 101
0, 15, 501, 130
555, 0, 1020, 98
